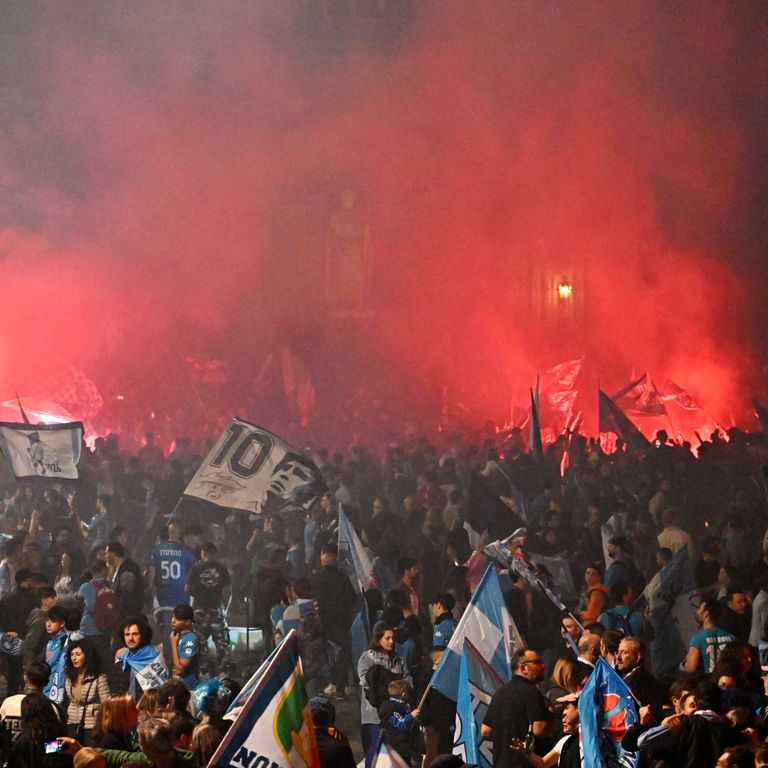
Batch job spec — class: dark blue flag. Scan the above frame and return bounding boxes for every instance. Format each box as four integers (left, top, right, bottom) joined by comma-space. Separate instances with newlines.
598, 390, 651, 452
579, 656, 639, 768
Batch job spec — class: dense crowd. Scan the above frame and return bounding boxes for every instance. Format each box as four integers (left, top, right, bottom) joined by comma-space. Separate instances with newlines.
0, 424, 768, 767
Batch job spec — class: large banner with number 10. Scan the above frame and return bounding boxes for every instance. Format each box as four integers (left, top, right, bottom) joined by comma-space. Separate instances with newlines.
183, 417, 325, 515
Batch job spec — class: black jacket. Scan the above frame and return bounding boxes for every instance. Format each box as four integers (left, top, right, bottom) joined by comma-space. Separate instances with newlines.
311, 565, 356, 632
315, 728, 356, 768
0, 588, 38, 636
623, 711, 743, 768
622, 665, 666, 719
113, 558, 145, 617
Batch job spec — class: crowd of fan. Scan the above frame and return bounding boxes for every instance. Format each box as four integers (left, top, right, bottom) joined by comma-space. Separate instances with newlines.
0, 424, 768, 766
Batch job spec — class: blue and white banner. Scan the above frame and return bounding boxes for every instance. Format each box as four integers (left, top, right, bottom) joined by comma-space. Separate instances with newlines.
484, 540, 570, 613
579, 657, 639, 768
184, 418, 325, 515
453, 640, 506, 768
0, 631, 23, 657
337, 505, 375, 590
528, 550, 579, 608
209, 629, 319, 768
430, 565, 513, 702
118, 645, 169, 691
0, 421, 83, 481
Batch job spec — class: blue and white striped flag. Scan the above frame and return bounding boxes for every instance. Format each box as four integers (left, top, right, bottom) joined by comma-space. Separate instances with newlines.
430, 565, 514, 701
453, 639, 506, 767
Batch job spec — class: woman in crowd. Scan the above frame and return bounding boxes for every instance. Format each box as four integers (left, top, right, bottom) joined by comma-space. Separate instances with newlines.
136, 688, 159, 722
545, 657, 579, 742
54, 551, 79, 606
64, 639, 110, 746
191, 722, 224, 767
72, 748, 106, 768
357, 624, 410, 768
91, 693, 139, 751
9, 691, 71, 768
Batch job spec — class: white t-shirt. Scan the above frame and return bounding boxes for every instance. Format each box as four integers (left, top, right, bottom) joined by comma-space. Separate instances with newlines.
552, 735, 570, 756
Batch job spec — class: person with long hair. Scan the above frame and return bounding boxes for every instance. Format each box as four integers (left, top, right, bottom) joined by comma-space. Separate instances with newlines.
64, 639, 110, 746
54, 551, 80, 606
545, 657, 580, 742
136, 688, 160, 723
713, 641, 765, 711
546, 657, 579, 702
357, 624, 409, 768
92, 693, 139, 752
9, 691, 71, 768
72, 748, 106, 768
191, 722, 224, 767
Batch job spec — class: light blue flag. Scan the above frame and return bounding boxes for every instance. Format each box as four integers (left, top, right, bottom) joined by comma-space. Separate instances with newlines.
337, 505, 375, 590
430, 565, 513, 701
453, 640, 506, 768
118, 644, 169, 692
579, 657, 639, 768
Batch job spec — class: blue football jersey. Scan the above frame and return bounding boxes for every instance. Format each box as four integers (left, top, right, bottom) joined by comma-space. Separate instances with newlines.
151, 542, 196, 607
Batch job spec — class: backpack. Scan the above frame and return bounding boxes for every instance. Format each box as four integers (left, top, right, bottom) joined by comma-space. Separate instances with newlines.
116, 559, 146, 614
605, 608, 634, 638
364, 664, 402, 709
91, 579, 120, 632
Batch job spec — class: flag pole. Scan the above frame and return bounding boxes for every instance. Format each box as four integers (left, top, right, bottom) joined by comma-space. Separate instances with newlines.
416, 682, 432, 711
166, 496, 184, 524
14, 391, 30, 425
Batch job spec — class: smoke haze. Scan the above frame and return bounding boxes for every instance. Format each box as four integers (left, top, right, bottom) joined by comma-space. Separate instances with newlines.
1, 2, 766, 439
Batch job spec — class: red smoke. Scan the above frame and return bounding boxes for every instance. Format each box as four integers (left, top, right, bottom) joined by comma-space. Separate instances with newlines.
0, 2, 766, 443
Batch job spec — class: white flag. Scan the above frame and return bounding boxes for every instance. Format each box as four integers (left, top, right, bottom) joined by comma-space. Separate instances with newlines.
0, 422, 83, 481
337, 505, 375, 590
208, 630, 319, 768
184, 417, 325, 515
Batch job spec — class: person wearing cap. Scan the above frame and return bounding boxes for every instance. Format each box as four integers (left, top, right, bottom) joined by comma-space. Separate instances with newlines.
509, 691, 581, 768
309, 695, 356, 768
481, 648, 552, 767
